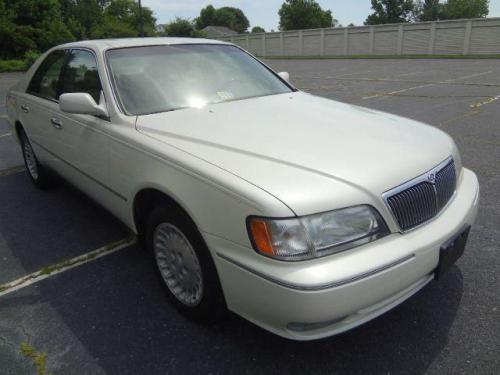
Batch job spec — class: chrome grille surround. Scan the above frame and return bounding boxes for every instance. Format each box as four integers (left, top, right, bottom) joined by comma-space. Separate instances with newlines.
383, 157, 457, 232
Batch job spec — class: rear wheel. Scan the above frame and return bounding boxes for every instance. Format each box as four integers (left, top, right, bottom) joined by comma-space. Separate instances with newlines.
146, 205, 226, 322
19, 130, 53, 189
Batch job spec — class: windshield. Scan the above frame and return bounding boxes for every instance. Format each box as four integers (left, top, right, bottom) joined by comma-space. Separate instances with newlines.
106, 44, 293, 115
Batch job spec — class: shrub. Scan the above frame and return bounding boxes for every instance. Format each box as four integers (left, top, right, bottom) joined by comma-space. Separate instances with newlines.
24, 50, 41, 68
0, 51, 40, 72
0, 59, 27, 72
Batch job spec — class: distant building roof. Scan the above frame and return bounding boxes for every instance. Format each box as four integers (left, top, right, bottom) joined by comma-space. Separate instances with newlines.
201, 26, 238, 38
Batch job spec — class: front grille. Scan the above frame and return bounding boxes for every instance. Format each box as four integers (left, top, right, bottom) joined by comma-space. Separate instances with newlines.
385, 159, 456, 231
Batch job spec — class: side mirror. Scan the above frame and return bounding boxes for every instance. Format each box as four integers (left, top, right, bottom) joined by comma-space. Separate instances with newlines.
278, 71, 290, 83
59, 92, 108, 118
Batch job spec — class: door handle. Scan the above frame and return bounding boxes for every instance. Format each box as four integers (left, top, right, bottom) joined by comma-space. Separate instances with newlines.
51, 117, 63, 129
21, 104, 29, 113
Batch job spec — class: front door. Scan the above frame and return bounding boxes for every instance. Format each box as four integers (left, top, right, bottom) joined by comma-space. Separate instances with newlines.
51, 49, 114, 205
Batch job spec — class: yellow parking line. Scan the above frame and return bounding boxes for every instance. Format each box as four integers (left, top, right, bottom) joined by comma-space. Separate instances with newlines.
362, 71, 494, 100
0, 237, 136, 297
362, 83, 433, 99
470, 94, 500, 108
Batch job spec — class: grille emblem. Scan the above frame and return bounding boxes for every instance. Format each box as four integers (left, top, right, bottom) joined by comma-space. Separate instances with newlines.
427, 172, 436, 184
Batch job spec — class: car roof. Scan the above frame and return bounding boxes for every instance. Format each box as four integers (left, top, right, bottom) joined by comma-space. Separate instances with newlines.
57, 37, 232, 51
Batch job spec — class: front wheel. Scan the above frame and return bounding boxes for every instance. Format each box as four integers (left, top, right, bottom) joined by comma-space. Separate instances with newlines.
20, 131, 53, 189
146, 205, 226, 322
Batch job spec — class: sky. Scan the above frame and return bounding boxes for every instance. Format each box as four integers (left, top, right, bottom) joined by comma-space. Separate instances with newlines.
142, 0, 500, 31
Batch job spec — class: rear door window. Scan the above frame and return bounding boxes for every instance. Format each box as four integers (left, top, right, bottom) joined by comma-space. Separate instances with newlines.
27, 50, 67, 101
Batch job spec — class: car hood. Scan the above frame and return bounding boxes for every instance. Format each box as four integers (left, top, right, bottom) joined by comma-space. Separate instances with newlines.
136, 92, 455, 214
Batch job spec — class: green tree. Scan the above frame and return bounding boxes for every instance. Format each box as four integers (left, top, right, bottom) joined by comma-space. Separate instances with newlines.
59, 0, 156, 39
441, 0, 489, 19
91, 18, 138, 38
195, 5, 217, 30
162, 18, 206, 37
0, 0, 74, 59
0, 0, 161, 63
195, 5, 249, 33
100, 0, 156, 36
60, 0, 104, 39
215, 7, 249, 33
278, 0, 336, 31
416, 0, 442, 21
365, 0, 416, 25
251, 26, 266, 33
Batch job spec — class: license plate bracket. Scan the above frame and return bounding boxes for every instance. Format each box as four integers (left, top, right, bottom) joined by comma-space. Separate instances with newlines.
435, 225, 471, 279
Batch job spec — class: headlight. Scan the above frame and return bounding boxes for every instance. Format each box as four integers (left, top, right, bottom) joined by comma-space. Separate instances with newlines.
247, 205, 388, 261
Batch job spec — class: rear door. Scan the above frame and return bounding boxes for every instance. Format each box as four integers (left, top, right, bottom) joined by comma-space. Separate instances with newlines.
18, 50, 67, 168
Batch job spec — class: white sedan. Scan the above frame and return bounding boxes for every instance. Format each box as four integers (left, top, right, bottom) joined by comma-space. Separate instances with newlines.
6, 38, 479, 340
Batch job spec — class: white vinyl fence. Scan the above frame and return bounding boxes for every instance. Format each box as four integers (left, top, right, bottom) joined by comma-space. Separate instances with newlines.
218, 18, 500, 57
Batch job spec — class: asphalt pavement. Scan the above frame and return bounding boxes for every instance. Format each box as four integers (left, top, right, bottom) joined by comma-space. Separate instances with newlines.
0, 59, 499, 375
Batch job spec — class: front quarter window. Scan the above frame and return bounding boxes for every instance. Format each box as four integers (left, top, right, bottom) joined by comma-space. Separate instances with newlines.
106, 44, 293, 115
59, 49, 102, 103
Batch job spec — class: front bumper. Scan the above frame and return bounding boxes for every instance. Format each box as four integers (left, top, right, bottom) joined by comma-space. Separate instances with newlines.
208, 168, 479, 340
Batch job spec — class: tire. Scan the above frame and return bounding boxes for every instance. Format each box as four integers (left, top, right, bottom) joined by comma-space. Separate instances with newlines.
19, 130, 53, 189
146, 204, 226, 322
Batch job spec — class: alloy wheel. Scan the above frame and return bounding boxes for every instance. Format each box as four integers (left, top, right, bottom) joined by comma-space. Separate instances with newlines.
153, 223, 204, 306
23, 137, 39, 180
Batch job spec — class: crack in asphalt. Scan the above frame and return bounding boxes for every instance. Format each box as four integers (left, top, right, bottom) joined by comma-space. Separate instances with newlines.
0, 335, 16, 348
0, 318, 55, 374
0, 325, 33, 366
18, 324, 32, 343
